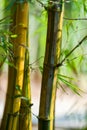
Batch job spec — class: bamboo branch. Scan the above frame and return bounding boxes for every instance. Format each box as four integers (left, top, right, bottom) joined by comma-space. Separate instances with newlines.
29, 56, 44, 66
0, 16, 11, 23
36, 0, 47, 9
64, 17, 87, 20
36, 0, 62, 11
56, 35, 87, 68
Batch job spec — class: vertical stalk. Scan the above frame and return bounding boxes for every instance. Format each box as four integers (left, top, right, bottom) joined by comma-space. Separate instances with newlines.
19, 5, 32, 128
0, 67, 16, 130
19, 49, 32, 130
0, 1, 16, 130
8, 1, 29, 130
38, 1, 64, 130
0, 1, 29, 130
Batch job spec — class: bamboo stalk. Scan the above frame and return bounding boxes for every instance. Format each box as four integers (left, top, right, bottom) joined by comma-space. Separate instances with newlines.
19, 49, 32, 130
0, 1, 16, 130
8, 2, 29, 130
0, 67, 16, 130
38, 1, 64, 130
0, 1, 29, 130
19, 5, 32, 128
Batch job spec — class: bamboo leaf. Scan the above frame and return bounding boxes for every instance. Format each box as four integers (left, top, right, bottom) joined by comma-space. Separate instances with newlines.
57, 82, 69, 95
83, 0, 87, 12
5, 60, 16, 68
39, 66, 43, 74
0, 46, 6, 67
58, 76, 83, 96
58, 73, 74, 80
3, 0, 16, 11
10, 34, 18, 38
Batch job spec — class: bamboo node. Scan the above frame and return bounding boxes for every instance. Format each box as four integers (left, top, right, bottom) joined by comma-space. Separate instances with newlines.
38, 116, 54, 121
44, 63, 55, 69
8, 111, 19, 117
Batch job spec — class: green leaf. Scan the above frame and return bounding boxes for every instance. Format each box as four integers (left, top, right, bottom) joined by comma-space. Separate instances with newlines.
83, 0, 87, 12
57, 82, 68, 94
5, 60, 16, 68
3, 0, 16, 11
10, 34, 17, 38
0, 46, 6, 67
58, 73, 74, 80
58, 76, 83, 96
0, 16, 12, 24
39, 66, 43, 74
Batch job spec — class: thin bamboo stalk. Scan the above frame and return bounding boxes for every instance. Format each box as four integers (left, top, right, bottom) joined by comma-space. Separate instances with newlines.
19, 49, 32, 130
19, 7, 32, 128
38, 1, 64, 130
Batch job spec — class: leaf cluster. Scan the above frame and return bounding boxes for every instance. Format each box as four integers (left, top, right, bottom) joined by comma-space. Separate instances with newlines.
57, 74, 83, 96
0, 30, 14, 68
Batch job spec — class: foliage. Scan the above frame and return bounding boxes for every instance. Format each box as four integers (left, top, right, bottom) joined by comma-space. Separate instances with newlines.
57, 74, 83, 95
29, 0, 87, 74
29, 0, 87, 96
0, 0, 87, 92
0, 30, 13, 68
0, 0, 87, 130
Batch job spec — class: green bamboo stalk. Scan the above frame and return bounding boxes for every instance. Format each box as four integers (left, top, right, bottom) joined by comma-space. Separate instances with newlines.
38, 1, 64, 130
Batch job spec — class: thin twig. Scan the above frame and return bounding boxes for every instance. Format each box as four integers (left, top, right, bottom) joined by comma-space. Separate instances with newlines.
64, 17, 87, 20
65, 53, 87, 63
36, 0, 47, 9
29, 56, 44, 66
0, 16, 11, 23
56, 35, 87, 68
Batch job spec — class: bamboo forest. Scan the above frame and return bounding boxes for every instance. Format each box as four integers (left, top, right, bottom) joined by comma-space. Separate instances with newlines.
1, 0, 87, 130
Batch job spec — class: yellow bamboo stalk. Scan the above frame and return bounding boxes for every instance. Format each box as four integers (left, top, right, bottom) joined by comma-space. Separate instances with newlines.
19, 49, 32, 130
11, 2, 29, 130
19, 2, 32, 129
13, 0, 29, 112
38, 1, 64, 130
0, 67, 16, 130
0, 1, 16, 130
6, 1, 29, 130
